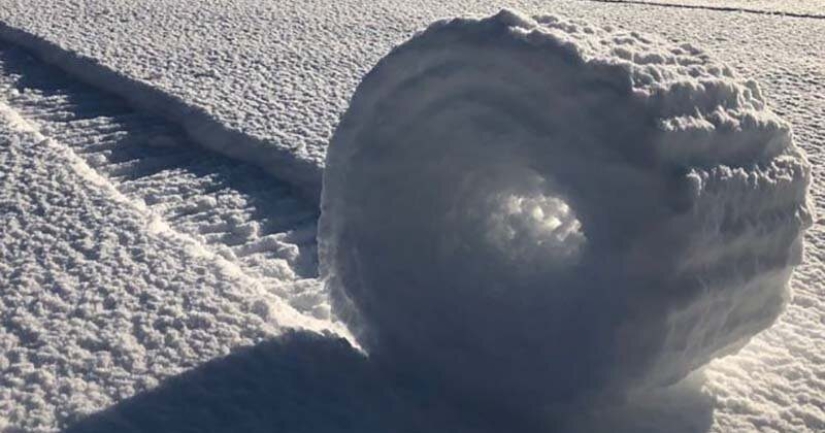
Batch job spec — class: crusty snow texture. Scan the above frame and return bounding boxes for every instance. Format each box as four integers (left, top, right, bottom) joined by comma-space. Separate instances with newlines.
319, 10, 813, 407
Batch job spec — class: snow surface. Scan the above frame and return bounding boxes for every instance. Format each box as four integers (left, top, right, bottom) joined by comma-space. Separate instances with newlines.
319, 9, 812, 417
0, 0, 823, 432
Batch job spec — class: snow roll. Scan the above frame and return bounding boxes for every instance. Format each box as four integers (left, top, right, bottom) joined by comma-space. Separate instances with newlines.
318, 9, 813, 410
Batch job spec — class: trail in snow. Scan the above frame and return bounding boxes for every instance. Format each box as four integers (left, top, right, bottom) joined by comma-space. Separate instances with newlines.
0, 40, 342, 432
0, 106, 296, 433
0, 42, 330, 320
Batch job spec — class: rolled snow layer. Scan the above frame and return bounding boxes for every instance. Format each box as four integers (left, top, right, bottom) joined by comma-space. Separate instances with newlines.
319, 9, 812, 407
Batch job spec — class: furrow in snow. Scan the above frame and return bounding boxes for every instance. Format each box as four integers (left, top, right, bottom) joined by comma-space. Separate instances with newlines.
0, 41, 330, 320
0, 99, 338, 432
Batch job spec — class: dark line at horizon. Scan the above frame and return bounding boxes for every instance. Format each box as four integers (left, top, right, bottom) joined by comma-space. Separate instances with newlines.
579, 0, 825, 20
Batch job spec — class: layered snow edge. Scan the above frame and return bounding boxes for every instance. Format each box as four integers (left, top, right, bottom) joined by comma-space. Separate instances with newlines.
319, 9, 813, 409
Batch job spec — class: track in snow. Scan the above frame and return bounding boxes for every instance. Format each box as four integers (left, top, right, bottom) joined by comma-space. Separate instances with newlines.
0, 41, 329, 319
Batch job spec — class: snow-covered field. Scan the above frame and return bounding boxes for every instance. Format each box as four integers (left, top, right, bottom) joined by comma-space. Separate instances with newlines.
0, 0, 823, 432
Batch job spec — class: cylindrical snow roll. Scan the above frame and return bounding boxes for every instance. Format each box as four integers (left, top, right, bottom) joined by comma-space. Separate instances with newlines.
319, 9, 813, 408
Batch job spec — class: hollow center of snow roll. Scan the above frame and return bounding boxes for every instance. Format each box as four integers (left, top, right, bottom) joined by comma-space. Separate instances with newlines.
463, 168, 586, 270
489, 190, 584, 261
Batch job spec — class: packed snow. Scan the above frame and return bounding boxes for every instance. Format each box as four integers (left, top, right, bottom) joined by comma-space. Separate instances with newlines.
0, 0, 823, 432
319, 9, 812, 417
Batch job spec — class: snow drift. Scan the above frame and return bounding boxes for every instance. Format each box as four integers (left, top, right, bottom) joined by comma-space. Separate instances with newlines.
319, 9, 813, 411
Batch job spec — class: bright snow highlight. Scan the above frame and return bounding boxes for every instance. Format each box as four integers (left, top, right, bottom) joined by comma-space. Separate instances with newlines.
319, 9, 813, 411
